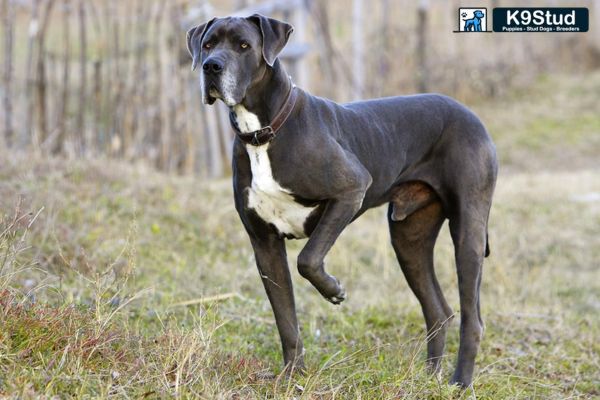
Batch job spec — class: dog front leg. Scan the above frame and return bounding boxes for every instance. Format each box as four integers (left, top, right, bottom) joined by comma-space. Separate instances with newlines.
250, 233, 304, 373
297, 190, 367, 304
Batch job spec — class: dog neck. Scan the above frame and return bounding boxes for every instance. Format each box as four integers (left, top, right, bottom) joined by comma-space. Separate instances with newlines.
236, 59, 294, 128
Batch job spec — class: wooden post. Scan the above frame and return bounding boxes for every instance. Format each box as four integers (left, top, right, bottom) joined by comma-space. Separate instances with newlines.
75, 0, 87, 156
131, 0, 150, 160
92, 60, 102, 153
101, 0, 112, 154
53, 0, 71, 154
163, 1, 181, 172
416, 0, 429, 93
215, 102, 232, 175
154, 0, 169, 170
292, 2, 308, 89
352, 0, 364, 100
22, 0, 41, 149
1, 0, 15, 147
595, 1, 600, 51
151, 0, 165, 167
311, 0, 337, 99
377, 0, 390, 97
111, 0, 124, 157
35, 0, 57, 151
203, 102, 223, 178
121, 0, 135, 159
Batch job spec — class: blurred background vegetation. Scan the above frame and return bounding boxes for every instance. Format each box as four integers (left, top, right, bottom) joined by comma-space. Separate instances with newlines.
1, 0, 599, 177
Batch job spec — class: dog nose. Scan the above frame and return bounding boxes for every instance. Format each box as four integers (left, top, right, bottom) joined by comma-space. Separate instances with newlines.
203, 59, 223, 74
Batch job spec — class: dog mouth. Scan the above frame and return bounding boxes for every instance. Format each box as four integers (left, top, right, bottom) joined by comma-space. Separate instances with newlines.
201, 80, 220, 105
208, 85, 221, 102
202, 73, 242, 106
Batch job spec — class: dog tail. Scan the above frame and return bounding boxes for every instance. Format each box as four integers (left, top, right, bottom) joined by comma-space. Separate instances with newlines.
484, 232, 490, 258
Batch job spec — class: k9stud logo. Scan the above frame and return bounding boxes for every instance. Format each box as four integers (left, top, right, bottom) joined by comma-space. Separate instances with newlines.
455, 8, 489, 32
493, 8, 589, 32
454, 7, 589, 33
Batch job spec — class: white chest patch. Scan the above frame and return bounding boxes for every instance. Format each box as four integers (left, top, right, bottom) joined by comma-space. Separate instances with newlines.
234, 105, 316, 238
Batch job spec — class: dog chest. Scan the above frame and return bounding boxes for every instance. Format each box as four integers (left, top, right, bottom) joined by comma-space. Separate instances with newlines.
233, 104, 316, 238
245, 144, 316, 238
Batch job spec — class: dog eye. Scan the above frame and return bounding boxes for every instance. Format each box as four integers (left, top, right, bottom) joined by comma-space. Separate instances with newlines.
203, 42, 212, 50
240, 42, 249, 49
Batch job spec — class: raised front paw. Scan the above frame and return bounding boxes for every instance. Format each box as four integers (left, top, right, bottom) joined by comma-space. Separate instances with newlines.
326, 279, 346, 304
298, 256, 347, 304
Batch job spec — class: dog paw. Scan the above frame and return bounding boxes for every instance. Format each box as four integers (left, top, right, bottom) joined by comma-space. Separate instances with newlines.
449, 372, 472, 389
326, 282, 346, 305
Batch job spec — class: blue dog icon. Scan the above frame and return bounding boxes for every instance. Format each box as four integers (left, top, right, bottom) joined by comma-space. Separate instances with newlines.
463, 10, 485, 31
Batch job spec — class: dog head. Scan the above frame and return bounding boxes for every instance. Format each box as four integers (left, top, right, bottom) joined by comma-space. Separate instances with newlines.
473, 10, 485, 19
186, 15, 293, 106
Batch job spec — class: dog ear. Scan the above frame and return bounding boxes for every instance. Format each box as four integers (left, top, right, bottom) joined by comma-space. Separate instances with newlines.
247, 14, 293, 67
186, 17, 217, 71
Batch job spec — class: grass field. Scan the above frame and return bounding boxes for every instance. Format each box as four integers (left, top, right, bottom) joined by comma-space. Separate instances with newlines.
1, 73, 599, 399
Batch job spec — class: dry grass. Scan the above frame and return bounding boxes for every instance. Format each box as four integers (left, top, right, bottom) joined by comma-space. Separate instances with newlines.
0, 73, 599, 398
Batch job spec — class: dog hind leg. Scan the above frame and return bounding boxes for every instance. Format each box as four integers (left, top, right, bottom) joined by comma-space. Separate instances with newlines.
388, 198, 453, 374
448, 203, 490, 387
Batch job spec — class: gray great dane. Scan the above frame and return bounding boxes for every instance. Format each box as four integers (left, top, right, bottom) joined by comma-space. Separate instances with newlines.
187, 14, 497, 387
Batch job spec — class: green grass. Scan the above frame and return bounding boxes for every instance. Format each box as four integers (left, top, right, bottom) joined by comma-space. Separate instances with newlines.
1, 73, 599, 398
474, 72, 600, 172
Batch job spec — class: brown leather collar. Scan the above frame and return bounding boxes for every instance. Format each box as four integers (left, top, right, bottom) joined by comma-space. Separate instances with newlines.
229, 86, 298, 146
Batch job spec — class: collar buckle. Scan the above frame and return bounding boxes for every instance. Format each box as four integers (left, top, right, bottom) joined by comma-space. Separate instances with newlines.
250, 126, 274, 146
